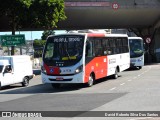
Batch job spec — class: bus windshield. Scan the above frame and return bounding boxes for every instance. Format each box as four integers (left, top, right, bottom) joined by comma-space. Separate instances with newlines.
43, 35, 85, 67
129, 39, 144, 58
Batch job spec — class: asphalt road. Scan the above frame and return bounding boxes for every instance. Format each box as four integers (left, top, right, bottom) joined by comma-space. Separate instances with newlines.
0, 64, 160, 120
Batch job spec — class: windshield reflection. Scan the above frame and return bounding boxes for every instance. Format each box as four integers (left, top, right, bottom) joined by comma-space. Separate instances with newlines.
129, 39, 144, 58
43, 35, 84, 67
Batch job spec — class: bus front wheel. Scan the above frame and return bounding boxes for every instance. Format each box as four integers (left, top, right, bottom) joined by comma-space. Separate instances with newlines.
87, 75, 94, 87
113, 68, 118, 79
138, 66, 142, 70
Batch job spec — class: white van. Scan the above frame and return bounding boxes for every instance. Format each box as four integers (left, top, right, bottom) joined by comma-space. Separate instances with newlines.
0, 55, 33, 89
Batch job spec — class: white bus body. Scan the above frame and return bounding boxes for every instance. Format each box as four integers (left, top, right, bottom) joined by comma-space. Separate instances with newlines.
129, 37, 144, 69
41, 33, 130, 88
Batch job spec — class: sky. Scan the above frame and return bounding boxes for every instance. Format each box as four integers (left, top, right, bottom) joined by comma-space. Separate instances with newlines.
0, 30, 66, 40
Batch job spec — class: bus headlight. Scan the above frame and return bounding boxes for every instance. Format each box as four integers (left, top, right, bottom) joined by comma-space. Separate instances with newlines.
138, 58, 142, 62
75, 65, 83, 74
41, 65, 47, 74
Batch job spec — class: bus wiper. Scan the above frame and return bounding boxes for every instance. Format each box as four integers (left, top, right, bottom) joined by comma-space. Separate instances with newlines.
65, 49, 71, 60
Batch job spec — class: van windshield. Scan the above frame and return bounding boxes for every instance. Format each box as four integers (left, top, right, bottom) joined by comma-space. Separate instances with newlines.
0, 65, 4, 73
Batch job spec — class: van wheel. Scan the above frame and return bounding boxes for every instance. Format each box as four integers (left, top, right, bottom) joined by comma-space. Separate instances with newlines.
22, 77, 29, 87
87, 75, 94, 87
113, 68, 118, 79
52, 83, 61, 89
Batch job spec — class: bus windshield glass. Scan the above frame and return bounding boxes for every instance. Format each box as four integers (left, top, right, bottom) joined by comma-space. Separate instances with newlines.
43, 35, 85, 67
129, 39, 144, 58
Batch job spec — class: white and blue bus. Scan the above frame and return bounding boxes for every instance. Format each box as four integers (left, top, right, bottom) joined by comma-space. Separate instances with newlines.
129, 37, 144, 69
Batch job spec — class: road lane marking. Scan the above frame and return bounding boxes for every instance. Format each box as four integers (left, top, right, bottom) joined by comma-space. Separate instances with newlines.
138, 74, 141, 77
120, 83, 125, 86
128, 79, 132, 82
110, 87, 116, 91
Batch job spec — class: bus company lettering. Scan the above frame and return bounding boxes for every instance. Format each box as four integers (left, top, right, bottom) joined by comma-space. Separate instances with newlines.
54, 37, 81, 43
109, 58, 116, 64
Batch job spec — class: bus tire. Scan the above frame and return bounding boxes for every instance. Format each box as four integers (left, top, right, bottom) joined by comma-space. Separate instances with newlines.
22, 77, 29, 87
113, 68, 118, 79
52, 83, 61, 89
87, 75, 94, 87
138, 66, 142, 70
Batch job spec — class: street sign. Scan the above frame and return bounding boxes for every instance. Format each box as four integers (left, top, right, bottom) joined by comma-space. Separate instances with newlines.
145, 37, 151, 44
112, 3, 119, 10
0, 34, 25, 46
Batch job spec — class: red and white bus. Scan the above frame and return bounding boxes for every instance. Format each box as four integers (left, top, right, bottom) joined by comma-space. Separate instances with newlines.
41, 32, 130, 88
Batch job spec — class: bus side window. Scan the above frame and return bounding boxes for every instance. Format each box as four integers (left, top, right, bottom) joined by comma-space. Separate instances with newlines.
86, 41, 93, 57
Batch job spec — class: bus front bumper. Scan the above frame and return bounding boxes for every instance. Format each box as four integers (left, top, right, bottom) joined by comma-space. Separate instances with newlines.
41, 72, 84, 84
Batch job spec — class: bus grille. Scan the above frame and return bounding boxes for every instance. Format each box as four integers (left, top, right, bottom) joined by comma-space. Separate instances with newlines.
49, 78, 73, 81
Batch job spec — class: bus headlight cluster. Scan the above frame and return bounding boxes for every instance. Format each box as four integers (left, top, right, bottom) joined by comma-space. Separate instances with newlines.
138, 58, 142, 62
75, 65, 83, 74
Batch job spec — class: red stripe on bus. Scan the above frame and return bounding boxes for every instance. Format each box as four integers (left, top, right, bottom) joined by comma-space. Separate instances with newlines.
84, 56, 108, 83
44, 64, 60, 75
87, 33, 105, 37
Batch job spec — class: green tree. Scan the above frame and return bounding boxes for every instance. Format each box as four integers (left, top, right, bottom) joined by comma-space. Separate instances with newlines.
29, 0, 66, 29
33, 39, 46, 47
0, 0, 31, 55
0, 0, 66, 55
41, 30, 55, 40
33, 39, 46, 58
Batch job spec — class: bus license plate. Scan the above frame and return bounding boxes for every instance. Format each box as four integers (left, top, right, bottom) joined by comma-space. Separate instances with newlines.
56, 77, 63, 80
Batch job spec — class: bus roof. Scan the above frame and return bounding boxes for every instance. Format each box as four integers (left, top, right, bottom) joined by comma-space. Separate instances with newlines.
128, 37, 143, 40
48, 33, 128, 38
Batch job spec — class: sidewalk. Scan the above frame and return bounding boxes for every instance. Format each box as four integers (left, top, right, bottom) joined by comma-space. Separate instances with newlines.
144, 62, 160, 66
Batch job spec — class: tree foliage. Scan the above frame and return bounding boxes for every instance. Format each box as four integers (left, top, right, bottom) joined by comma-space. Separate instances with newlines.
33, 39, 46, 58
33, 39, 46, 47
0, 0, 66, 55
41, 30, 55, 40
0, 0, 31, 32
29, 0, 66, 29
